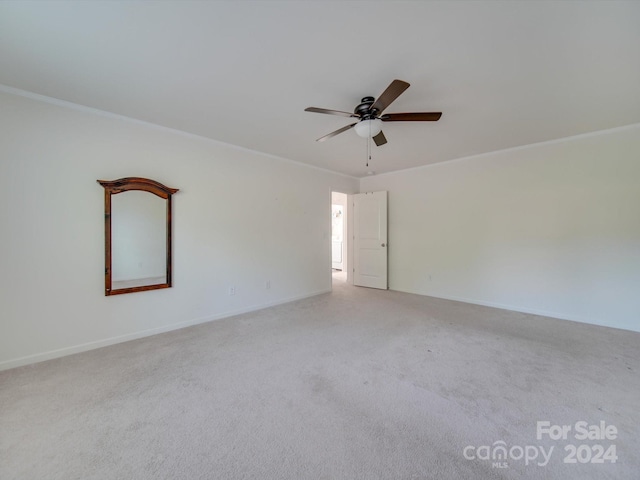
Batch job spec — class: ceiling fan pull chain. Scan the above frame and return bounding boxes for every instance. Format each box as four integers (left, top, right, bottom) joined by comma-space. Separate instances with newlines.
366, 130, 370, 167
367, 121, 373, 167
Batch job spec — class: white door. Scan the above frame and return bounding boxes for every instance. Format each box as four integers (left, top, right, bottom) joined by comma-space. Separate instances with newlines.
353, 191, 387, 289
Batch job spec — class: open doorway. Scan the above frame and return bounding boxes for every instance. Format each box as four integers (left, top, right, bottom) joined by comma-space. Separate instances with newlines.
331, 191, 349, 286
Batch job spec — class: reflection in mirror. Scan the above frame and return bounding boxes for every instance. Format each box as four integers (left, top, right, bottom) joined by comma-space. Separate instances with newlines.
98, 177, 179, 296
111, 191, 166, 290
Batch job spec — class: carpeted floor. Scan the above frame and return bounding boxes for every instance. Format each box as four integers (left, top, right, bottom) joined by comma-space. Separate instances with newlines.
1, 274, 639, 479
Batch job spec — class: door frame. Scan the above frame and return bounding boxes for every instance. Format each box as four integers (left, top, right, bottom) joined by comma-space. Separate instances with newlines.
330, 190, 354, 286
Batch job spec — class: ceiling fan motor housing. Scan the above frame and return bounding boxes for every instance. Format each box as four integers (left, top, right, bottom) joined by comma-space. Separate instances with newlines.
355, 96, 377, 118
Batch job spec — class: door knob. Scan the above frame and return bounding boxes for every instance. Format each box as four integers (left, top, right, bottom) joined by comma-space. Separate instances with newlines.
381, 243, 386, 247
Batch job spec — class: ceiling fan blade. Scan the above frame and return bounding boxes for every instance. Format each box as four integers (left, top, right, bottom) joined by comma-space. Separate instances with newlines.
305, 107, 357, 118
372, 131, 387, 146
381, 112, 442, 122
370, 79, 410, 114
316, 123, 357, 142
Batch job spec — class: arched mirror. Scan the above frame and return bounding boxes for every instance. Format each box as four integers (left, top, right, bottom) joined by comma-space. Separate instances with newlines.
97, 177, 179, 296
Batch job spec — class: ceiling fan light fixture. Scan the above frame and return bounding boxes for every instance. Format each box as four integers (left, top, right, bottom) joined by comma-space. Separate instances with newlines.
354, 118, 382, 138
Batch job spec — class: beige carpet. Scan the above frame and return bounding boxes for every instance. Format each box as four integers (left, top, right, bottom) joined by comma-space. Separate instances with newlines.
1, 276, 639, 479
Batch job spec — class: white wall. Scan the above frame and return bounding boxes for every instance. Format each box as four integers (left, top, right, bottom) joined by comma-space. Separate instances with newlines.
0, 91, 358, 369
360, 125, 640, 332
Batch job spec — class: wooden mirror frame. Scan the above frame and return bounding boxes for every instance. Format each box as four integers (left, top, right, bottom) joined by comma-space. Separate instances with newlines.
97, 177, 179, 296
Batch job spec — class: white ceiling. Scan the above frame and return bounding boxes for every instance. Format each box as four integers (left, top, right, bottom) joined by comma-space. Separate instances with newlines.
1, 1, 639, 178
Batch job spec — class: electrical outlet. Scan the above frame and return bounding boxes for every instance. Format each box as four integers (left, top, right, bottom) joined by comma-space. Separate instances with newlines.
229, 286, 236, 296
266, 280, 271, 290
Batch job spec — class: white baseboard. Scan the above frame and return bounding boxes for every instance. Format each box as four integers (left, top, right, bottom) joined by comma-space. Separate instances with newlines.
0, 289, 331, 372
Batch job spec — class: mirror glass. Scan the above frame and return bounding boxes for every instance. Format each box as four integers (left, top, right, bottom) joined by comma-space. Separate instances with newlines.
111, 191, 167, 290
98, 177, 178, 296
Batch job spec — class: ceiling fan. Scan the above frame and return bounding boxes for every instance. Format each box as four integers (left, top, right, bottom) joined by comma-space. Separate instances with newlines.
305, 79, 442, 146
